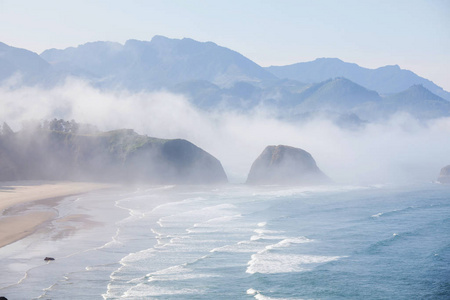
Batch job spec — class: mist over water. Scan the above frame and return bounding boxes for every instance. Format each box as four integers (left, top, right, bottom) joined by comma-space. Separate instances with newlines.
1, 78, 449, 184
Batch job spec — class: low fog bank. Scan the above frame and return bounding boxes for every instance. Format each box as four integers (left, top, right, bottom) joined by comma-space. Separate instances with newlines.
1, 78, 449, 185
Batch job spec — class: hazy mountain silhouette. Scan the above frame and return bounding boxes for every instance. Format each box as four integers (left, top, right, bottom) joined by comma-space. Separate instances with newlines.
294, 77, 381, 112
266, 58, 450, 101
169, 78, 310, 111
41, 36, 276, 90
289, 78, 450, 120
0, 42, 55, 85
1, 36, 449, 121
380, 84, 450, 118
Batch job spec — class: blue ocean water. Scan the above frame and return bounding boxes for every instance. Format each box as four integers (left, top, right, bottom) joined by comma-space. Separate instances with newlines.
0, 183, 449, 299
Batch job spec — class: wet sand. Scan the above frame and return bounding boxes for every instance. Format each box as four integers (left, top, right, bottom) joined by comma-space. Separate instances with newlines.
0, 181, 112, 248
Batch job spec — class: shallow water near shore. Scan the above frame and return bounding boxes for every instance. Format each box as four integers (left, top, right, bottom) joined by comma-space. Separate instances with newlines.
0, 183, 449, 299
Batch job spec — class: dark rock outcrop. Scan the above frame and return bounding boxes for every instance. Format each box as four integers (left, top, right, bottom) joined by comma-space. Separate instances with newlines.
437, 165, 450, 184
246, 145, 330, 185
0, 128, 227, 184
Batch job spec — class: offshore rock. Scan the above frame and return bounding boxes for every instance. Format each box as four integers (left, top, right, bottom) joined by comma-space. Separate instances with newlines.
437, 165, 450, 184
246, 145, 330, 185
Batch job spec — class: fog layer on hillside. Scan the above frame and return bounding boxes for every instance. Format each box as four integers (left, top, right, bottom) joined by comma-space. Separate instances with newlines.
1, 78, 449, 184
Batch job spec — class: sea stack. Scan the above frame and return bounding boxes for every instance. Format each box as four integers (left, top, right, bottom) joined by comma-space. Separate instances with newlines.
246, 145, 330, 185
437, 165, 450, 184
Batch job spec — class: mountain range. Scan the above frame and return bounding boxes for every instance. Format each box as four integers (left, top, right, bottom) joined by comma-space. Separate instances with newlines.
266, 57, 450, 101
1, 36, 449, 122
40, 36, 276, 89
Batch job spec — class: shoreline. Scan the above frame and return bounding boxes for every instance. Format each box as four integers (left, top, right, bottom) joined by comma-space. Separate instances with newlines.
0, 180, 114, 248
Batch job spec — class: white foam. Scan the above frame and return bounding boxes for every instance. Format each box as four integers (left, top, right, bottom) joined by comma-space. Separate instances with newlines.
151, 228, 166, 245
251, 185, 370, 198
254, 294, 285, 300
119, 248, 156, 264
246, 253, 343, 274
190, 214, 242, 228
85, 264, 115, 272
187, 215, 242, 234
210, 242, 263, 253
254, 294, 299, 300
123, 285, 203, 297
149, 264, 187, 276
149, 271, 216, 282
156, 203, 237, 228
247, 288, 304, 300
127, 262, 217, 284
243, 235, 339, 274
254, 229, 283, 235
251, 224, 287, 241
204, 214, 242, 224
245, 236, 341, 274
148, 196, 204, 215
265, 237, 312, 250
250, 234, 286, 241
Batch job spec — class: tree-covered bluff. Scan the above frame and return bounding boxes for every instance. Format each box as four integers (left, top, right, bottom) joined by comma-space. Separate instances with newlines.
0, 121, 228, 184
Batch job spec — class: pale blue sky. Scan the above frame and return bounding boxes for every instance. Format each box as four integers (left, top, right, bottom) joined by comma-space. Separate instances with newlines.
1, 0, 449, 90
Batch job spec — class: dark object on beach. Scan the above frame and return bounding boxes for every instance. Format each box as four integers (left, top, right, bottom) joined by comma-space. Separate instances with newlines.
0, 296, 8, 300
44, 257, 55, 261
247, 145, 331, 185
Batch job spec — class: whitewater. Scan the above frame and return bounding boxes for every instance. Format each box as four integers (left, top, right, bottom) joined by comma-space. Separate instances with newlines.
0, 183, 449, 299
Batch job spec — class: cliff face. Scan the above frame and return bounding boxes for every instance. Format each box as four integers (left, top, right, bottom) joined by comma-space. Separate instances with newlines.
437, 165, 450, 184
246, 145, 330, 185
0, 129, 227, 184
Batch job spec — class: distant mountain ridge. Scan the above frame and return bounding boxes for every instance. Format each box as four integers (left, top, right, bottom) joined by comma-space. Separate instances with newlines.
266, 58, 450, 101
0, 42, 55, 85
1, 36, 449, 121
380, 84, 450, 119
289, 78, 450, 120
294, 77, 381, 112
40, 35, 276, 90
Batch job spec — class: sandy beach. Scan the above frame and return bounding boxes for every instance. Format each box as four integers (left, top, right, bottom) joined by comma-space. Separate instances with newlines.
0, 181, 113, 248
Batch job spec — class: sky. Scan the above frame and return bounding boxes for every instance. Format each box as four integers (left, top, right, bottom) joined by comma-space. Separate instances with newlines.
1, 0, 449, 91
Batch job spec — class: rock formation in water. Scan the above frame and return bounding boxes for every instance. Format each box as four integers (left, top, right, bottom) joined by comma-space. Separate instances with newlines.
437, 165, 450, 184
0, 123, 227, 184
246, 145, 330, 185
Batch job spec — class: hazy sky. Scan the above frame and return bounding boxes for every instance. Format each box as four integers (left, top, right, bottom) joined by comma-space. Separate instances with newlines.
1, 0, 449, 90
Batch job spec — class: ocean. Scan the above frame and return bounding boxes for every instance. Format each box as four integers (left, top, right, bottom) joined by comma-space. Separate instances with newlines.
0, 183, 449, 299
